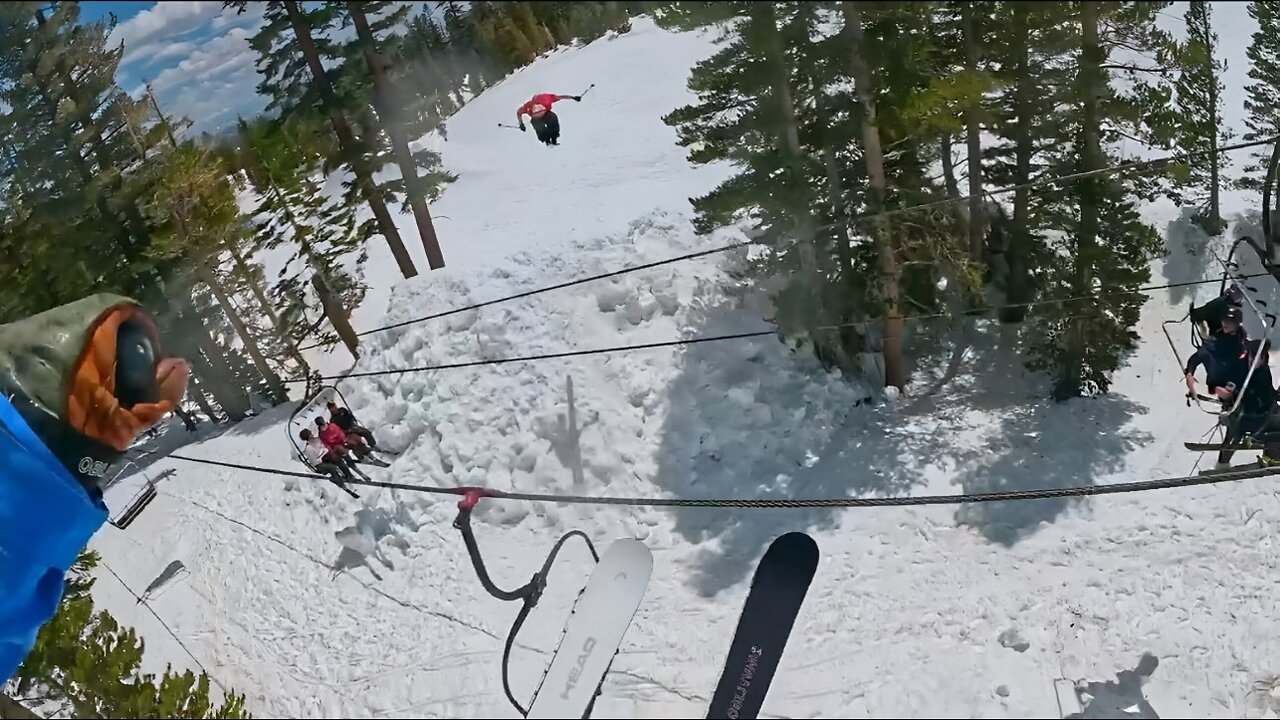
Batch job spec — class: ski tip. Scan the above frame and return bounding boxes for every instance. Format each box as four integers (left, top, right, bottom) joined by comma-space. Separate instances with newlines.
603, 538, 654, 571
765, 532, 820, 565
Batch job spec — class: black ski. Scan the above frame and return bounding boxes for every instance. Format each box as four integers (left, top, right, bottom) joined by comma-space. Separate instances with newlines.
1199, 461, 1264, 476
706, 532, 819, 720
1185, 441, 1267, 451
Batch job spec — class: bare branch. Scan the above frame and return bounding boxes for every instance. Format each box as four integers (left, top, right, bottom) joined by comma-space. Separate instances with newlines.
1099, 63, 1168, 74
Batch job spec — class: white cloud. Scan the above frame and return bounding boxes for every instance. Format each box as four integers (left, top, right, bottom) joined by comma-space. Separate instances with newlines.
111, 0, 408, 135
210, 4, 266, 33
109, 1, 222, 53
142, 24, 266, 133
148, 40, 199, 64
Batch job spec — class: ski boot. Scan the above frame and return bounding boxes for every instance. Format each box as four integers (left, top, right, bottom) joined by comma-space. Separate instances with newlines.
1262, 443, 1280, 468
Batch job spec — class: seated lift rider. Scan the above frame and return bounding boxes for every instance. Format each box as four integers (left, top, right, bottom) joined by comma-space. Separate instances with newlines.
1186, 285, 1280, 467
1215, 338, 1280, 467
1184, 303, 1250, 401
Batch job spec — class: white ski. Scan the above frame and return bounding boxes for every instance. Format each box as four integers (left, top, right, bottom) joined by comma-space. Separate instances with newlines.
527, 539, 652, 719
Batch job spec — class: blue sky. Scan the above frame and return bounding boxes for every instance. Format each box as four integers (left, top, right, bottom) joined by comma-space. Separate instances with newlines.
79, 2, 153, 24
84, 1, 271, 135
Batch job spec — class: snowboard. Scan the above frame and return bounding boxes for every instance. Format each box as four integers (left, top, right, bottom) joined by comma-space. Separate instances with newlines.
527, 539, 653, 719
706, 532, 819, 720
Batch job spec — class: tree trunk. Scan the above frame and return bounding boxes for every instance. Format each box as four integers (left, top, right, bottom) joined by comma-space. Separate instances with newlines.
1068, 0, 1105, 399
263, 176, 360, 359
171, 330, 227, 423
311, 274, 361, 359
1208, 47, 1222, 235
225, 237, 310, 373
940, 134, 963, 203
822, 145, 857, 296
173, 404, 198, 431
822, 139, 863, 359
843, 1, 907, 390
754, 2, 823, 332
187, 373, 223, 423
196, 332, 251, 420
0, 693, 41, 719
1003, 2, 1034, 323
199, 266, 287, 401
172, 294, 252, 420
281, 0, 419, 279
962, 1, 985, 268
348, 1, 446, 270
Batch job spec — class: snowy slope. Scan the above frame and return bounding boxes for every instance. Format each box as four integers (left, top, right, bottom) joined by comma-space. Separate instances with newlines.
284, 18, 733, 377
88, 16, 1280, 720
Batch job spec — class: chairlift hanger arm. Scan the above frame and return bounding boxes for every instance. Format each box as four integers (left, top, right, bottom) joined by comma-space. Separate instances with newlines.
452, 494, 599, 717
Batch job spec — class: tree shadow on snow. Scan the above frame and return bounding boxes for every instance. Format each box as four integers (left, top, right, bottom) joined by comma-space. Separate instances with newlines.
1160, 207, 1217, 308
123, 400, 302, 478
897, 319, 1151, 546
651, 297, 1149, 596
950, 391, 1148, 546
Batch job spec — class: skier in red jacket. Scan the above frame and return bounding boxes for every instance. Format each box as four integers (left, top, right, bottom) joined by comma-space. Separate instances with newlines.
516, 92, 581, 146
316, 417, 388, 466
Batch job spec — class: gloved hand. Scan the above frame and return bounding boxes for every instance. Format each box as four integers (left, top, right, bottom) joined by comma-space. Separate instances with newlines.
572, 95, 582, 102
519, 122, 526, 132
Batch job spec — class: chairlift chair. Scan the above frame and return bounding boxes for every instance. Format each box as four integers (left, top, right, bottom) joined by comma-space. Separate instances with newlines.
287, 385, 363, 498
106, 462, 159, 530
1165, 237, 1280, 420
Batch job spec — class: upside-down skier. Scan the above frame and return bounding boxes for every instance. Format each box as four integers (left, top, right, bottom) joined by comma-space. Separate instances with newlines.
516, 92, 582, 146
0, 295, 190, 680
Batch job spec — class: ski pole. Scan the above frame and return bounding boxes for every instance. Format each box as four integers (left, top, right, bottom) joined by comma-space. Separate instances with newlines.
578, 83, 596, 100
497, 122, 523, 131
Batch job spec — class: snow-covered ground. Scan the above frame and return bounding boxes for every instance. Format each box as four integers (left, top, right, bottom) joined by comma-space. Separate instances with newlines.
89, 15, 1280, 720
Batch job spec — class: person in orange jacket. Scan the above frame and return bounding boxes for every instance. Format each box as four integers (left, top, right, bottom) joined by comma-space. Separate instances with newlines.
1, 294, 189, 680
516, 92, 581, 146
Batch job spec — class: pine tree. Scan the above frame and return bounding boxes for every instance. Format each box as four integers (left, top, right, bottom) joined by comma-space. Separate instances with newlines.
1244, 1, 1280, 192
10, 552, 250, 719
237, 115, 365, 358
985, 3, 1078, 321
914, 2, 999, 267
344, 1, 454, 269
659, 1, 970, 389
439, 0, 501, 93
1174, 0, 1230, 234
659, 4, 837, 351
227, 0, 421, 280
508, 3, 555, 55
0, 3, 138, 312
482, 12, 536, 68
1026, 1, 1173, 400
147, 145, 289, 402
401, 11, 466, 114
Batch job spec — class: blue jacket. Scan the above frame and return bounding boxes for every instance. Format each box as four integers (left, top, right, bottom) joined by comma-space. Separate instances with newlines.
0, 394, 106, 681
